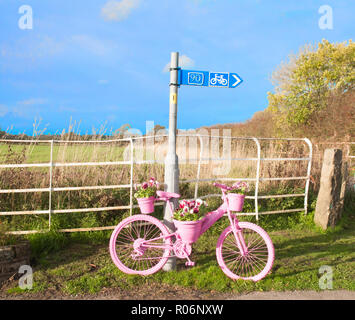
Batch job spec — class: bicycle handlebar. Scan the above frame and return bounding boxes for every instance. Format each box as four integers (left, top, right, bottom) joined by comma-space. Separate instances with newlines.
213, 182, 231, 191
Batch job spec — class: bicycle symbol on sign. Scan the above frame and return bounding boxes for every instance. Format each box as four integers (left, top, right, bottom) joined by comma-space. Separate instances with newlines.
209, 72, 228, 86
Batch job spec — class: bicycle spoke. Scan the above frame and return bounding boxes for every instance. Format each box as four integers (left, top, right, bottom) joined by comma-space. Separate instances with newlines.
111, 217, 171, 273
219, 226, 271, 279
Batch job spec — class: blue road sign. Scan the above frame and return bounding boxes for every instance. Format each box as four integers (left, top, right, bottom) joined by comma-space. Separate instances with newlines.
179, 69, 243, 88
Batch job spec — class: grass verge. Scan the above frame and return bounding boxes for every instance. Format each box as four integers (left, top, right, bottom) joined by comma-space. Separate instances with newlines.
1, 192, 354, 297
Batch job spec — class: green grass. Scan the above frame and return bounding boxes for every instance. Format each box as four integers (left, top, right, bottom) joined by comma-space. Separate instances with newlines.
2, 192, 354, 297
0, 144, 126, 163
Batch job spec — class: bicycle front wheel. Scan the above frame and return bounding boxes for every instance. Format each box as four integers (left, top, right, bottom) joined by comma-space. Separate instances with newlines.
109, 215, 172, 276
216, 222, 274, 281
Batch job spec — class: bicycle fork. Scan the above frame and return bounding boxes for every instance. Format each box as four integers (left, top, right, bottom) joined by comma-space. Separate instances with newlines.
228, 211, 248, 256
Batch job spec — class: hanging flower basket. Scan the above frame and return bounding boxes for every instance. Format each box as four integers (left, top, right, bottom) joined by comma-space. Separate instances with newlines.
172, 199, 208, 244
226, 181, 249, 212
137, 196, 155, 214
173, 219, 203, 244
227, 193, 245, 212
134, 177, 159, 214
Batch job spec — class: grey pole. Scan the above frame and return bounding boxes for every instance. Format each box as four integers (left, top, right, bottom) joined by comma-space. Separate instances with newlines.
163, 52, 179, 271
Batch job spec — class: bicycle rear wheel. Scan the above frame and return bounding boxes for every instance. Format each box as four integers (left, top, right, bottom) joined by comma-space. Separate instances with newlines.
216, 222, 274, 281
109, 215, 172, 276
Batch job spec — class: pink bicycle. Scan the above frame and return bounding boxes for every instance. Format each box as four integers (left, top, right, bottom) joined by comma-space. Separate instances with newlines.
109, 183, 274, 281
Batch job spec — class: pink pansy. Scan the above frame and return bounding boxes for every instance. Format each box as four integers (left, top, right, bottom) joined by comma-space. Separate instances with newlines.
141, 182, 148, 189
232, 181, 249, 192
196, 199, 203, 207
182, 200, 189, 207
232, 182, 241, 189
240, 182, 249, 191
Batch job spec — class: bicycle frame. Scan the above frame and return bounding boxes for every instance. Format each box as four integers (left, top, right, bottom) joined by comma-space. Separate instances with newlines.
140, 188, 248, 256
110, 184, 274, 280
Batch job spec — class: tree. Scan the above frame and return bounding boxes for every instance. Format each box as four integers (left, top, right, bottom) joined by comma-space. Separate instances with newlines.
153, 124, 166, 135
267, 39, 355, 136
114, 123, 131, 137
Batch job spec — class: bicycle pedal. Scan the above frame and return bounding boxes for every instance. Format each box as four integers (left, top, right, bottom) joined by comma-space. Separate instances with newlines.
185, 261, 195, 267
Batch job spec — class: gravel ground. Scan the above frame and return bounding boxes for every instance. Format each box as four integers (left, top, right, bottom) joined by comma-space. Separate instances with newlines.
1, 285, 354, 300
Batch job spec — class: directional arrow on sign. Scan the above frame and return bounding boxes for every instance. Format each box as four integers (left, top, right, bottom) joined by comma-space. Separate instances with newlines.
229, 73, 243, 88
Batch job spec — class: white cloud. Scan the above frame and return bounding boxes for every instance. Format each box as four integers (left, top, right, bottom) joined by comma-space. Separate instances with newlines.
101, 0, 141, 22
71, 35, 112, 56
0, 99, 47, 118
58, 106, 78, 113
163, 54, 195, 73
98, 79, 109, 85
0, 104, 9, 117
18, 98, 47, 106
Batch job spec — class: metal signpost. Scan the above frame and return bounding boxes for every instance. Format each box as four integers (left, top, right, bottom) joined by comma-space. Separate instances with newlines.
163, 52, 243, 271
163, 52, 180, 271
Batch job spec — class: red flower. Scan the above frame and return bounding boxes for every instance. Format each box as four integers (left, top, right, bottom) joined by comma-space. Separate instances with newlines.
189, 200, 195, 208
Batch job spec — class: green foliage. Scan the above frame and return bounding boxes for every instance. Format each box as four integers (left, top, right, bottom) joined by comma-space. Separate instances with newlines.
268, 39, 355, 135
0, 220, 17, 246
133, 188, 156, 199
227, 181, 250, 194
27, 230, 70, 260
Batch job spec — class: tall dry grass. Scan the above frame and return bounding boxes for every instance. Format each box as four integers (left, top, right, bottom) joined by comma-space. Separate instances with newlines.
0, 124, 353, 232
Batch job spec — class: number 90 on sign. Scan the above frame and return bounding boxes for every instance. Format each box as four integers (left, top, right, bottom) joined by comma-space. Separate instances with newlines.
187, 72, 204, 86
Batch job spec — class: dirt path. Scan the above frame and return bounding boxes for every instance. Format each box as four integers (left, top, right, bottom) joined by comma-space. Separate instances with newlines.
1, 286, 354, 300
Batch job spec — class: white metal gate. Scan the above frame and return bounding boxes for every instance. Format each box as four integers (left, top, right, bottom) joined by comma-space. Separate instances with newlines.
0, 135, 313, 235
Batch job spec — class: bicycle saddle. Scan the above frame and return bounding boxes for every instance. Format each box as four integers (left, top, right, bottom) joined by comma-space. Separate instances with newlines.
156, 191, 181, 200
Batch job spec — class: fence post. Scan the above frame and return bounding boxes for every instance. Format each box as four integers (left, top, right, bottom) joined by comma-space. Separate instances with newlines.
194, 134, 203, 199
129, 138, 134, 216
49, 140, 54, 230
304, 138, 313, 215
253, 138, 261, 221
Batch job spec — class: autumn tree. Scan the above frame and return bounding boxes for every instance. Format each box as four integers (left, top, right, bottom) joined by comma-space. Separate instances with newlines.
267, 39, 355, 137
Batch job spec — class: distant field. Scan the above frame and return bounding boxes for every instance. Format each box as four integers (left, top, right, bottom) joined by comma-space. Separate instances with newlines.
0, 143, 127, 163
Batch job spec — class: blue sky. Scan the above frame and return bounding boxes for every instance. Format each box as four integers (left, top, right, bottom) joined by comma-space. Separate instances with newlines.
0, 0, 354, 135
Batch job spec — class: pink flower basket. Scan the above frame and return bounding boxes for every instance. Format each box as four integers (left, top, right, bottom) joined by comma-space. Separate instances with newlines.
227, 193, 245, 212
173, 219, 203, 244
137, 196, 155, 214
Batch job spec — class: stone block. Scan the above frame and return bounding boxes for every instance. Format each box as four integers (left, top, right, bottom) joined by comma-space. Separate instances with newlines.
314, 149, 346, 229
